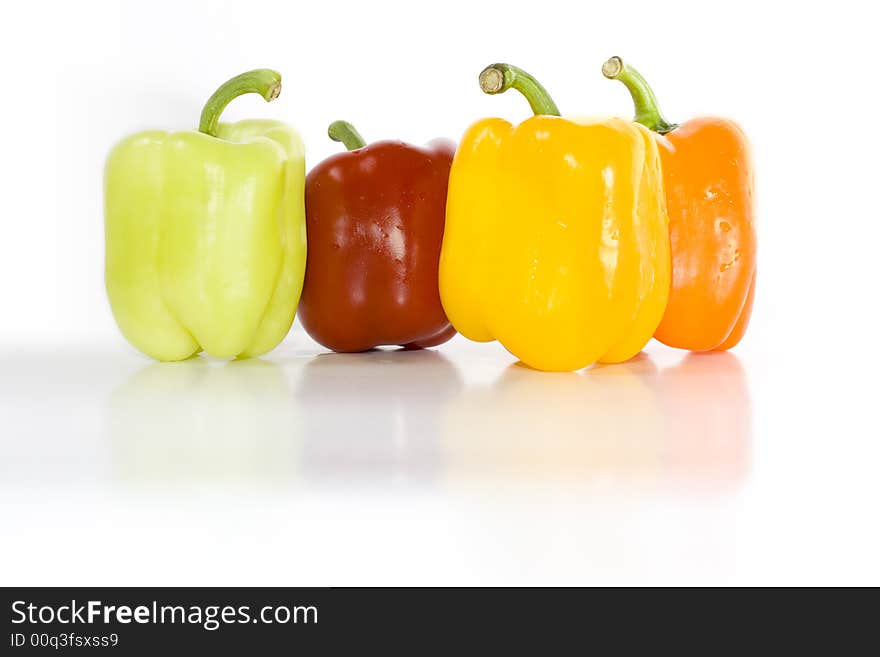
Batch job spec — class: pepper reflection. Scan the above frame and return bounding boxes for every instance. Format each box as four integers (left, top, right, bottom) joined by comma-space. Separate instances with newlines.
106, 349, 750, 490
296, 349, 463, 484
442, 352, 751, 490
107, 358, 300, 484
650, 352, 751, 490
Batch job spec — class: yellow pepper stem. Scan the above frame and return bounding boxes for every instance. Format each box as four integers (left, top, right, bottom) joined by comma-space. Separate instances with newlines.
198, 69, 282, 137
478, 63, 561, 117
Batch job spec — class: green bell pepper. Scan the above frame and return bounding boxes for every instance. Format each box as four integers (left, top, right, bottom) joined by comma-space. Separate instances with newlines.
105, 69, 306, 361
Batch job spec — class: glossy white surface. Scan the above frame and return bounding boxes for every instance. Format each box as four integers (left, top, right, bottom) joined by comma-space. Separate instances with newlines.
2, 327, 878, 586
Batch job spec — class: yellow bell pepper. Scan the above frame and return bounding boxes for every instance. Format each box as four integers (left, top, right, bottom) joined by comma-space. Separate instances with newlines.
439, 63, 671, 372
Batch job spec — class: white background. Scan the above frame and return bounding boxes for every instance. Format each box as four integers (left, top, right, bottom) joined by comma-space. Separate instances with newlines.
0, 0, 878, 585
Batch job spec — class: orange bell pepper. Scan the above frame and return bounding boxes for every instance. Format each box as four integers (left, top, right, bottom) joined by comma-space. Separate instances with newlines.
603, 57, 756, 351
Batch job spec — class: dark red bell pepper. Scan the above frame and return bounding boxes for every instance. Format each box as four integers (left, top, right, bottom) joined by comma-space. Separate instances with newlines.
298, 121, 456, 352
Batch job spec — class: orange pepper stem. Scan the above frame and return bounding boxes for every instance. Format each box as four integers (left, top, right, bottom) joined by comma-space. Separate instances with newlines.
479, 63, 561, 117
602, 56, 678, 135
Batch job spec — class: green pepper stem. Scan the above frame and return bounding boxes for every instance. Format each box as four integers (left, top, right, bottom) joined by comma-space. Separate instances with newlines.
328, 120, 367, 150
478, 63, 561, 117
602, 56, 677, 134
198, 69, 282, 137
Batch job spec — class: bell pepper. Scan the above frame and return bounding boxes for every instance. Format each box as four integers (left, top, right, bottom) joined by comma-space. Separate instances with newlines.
603, 57, 756, 351
439, 63, 671, 372
298, 121, 456, 352
105, 69, 306, 361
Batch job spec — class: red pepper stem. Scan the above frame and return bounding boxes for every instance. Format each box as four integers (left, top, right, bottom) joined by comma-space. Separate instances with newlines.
328, 120, 367, 151
198, 69, 282, 137
478, 63, 561, 117
602, 57, 677, 134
